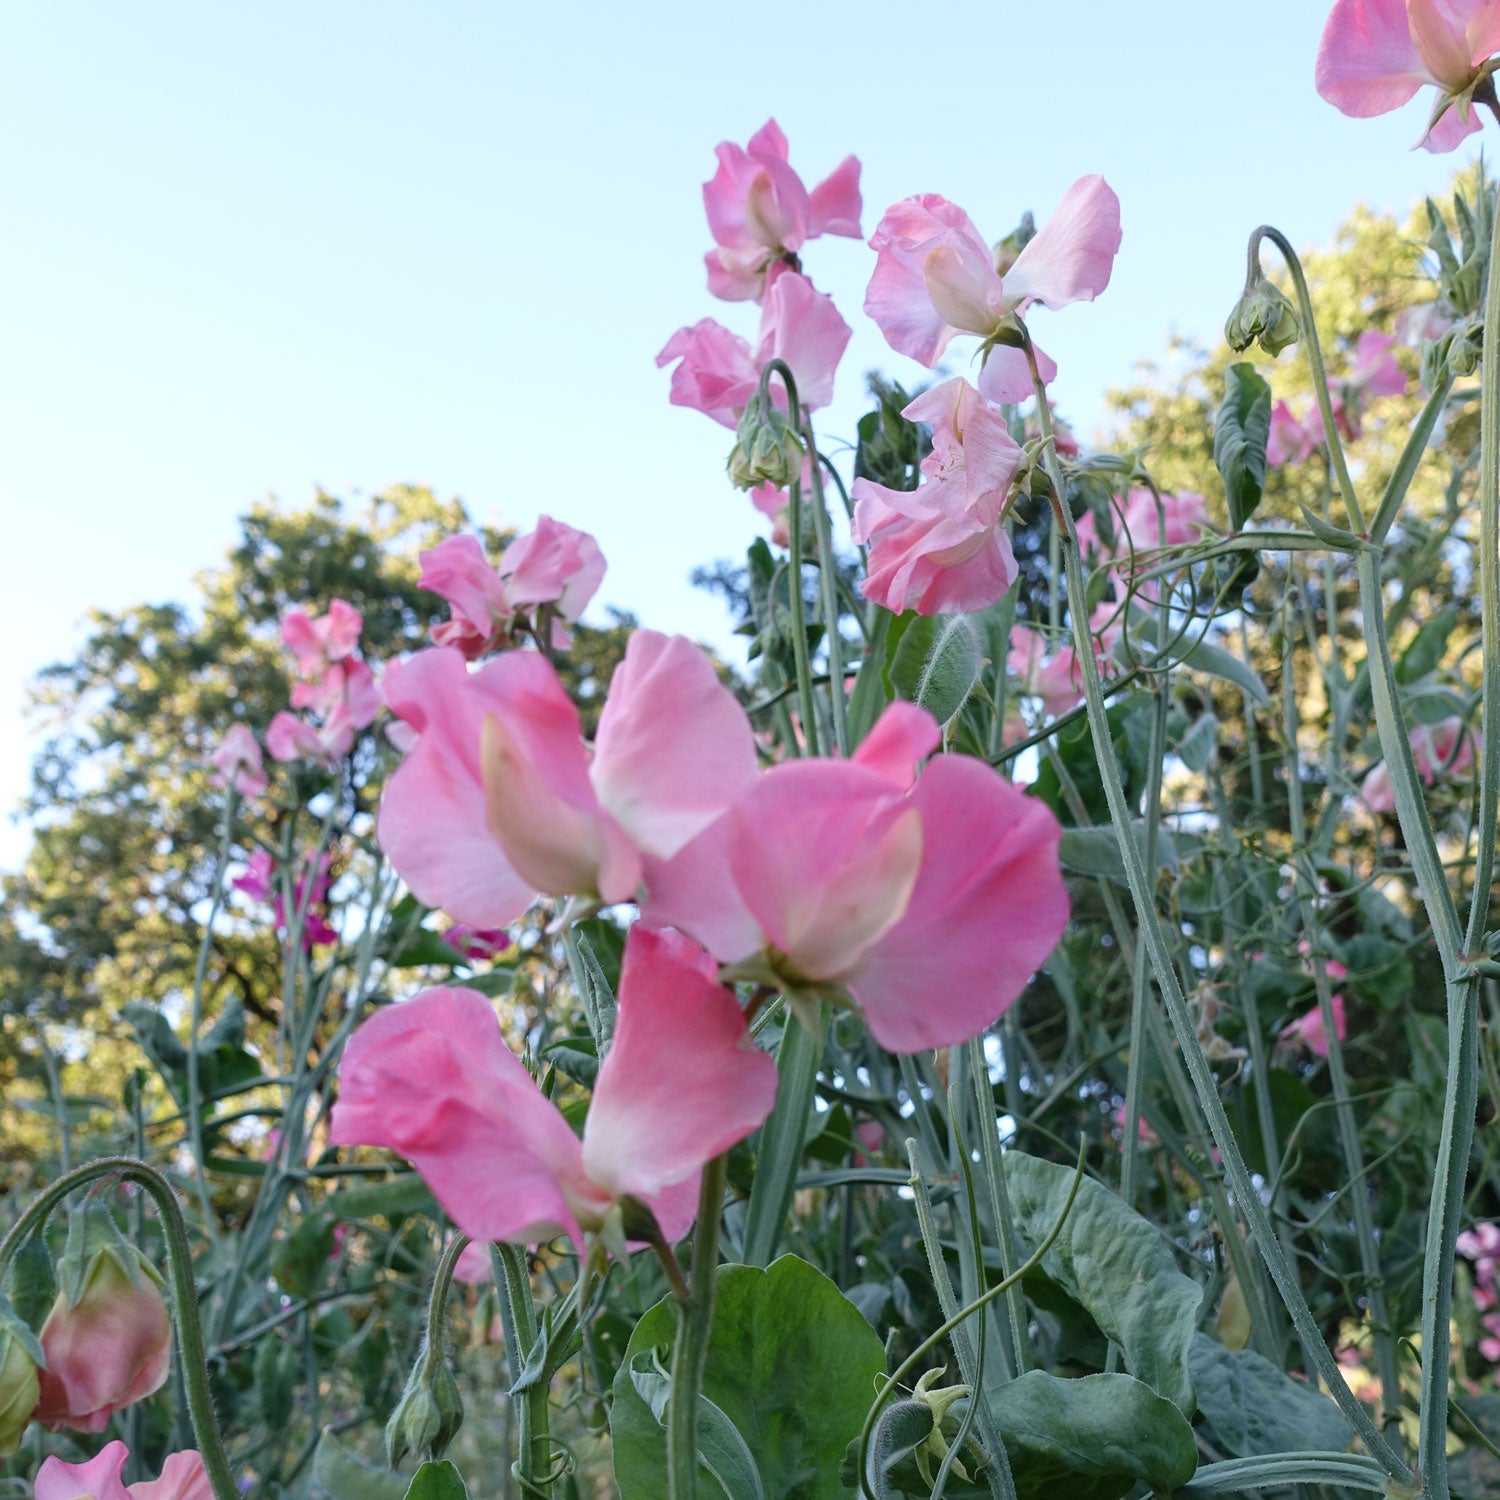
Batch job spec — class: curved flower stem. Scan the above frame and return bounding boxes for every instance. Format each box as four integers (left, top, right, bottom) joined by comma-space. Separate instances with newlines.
490, 1242, 552, 1498
801, 424, 850, 756
667, 1153, 728, 1500
0, 1158, 239, 1500
1247, 227, 1365, 534
1023, 337, 1412, 1484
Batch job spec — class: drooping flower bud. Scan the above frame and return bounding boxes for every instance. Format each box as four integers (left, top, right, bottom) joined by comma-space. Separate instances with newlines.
385, 1336, 464, 1468
33, 1200, 172, 1432
1225, 278, 1299, 357
727, 389, 806, 492
0, 1294, 41, 1456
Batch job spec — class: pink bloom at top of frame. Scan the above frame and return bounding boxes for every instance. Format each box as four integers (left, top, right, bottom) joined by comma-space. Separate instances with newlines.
281, 599, 362, 673
210, 723, 268, 799
1316, 0, 1500, 151
702, 119, 863, 301
851, 378, 1023, 616
329, 927, 776, 1250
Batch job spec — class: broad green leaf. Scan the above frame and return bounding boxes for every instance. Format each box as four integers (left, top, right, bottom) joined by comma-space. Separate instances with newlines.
1175, 638, 1270, 708
1033, 698, 1155, 827
1214, 363, 1271, 530
329, 1175, 437, 1223
992, 1370, 1198, 1500
1396, 605, 1460, 683
887, 614, 984, 725
610, 1255, 884, 1500
1189, 1333, 1351, 1459
1058, 823, 1178, 883
1003, 1151, 1200, 1412
402, 1461, 470, 1500
311, 1427, 409, 1500
629, 1354, 767, 1500
1176, 712, 1219, 772
861, 1399, 935, 1498
1340, 934, 1413, 1011
273, 1211, 337, 1297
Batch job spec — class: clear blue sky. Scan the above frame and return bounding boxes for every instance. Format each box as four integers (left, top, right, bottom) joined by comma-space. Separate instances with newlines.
0, 0, 1482, 868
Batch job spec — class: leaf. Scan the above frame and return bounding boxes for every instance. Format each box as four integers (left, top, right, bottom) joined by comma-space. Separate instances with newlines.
1003, 1151, 1200, 1412
402, 1461, 470, 1500
1214, 363, 1271, 530
329, 1174, 437, 1222
861, 1399, 935, 1498
991, 1370, 1198, 1500
389, 929, 468, 968
1297, 503, 1365, 553
272, 1212, 337, 1297
1032, 698, 1155, 827
1340, 934, 1414, 1012
1189, 1333, 1352, 1459
887, 614, 984, 725
1059, 823, 1178, 883
847, 612, 894, 747
629, 1355, 767, 1500
1396, 606, 1460, 683
311, 1427, 409, 1500
1176, 712, 1219, 772
1175, 638, 1270, 708
610, 1255, 885, 1500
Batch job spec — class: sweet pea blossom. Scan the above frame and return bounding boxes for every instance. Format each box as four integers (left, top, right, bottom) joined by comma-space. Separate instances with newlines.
1267, 399, 1323, 466
269, 659, 382, 767
330, 927, 778, 1250
851, 378, 1024, 615
378, 631, 758, 926
1333, 329, 1407, 440
1008, 609, 1125, 718
1277, 993, 1349, 1058
231, 848, 339, 948
209, 724, 268, 799
1316, 0, 1500, 152
1076, 489, 1211, 558
657, 265, 852, 428
281, 599, 362, 674
643, 703, 1069, 1052
865, 177, 1121, 403
703, 119, 862, 301
1360, 714, 1478, 809
33, 1441, 210, 1500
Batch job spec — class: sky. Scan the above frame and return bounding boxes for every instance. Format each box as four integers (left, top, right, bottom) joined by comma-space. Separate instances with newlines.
0, 0, 1487, 871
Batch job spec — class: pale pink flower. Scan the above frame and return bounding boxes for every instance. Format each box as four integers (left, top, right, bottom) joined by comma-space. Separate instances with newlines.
452, 1240, 493, 1286
280, 599, 362, 674
419, 533, 515, 657
1334, 330, 1407, 440
1316, 0, 1500, 152
1267, 399, 1322, 466
499, 516, 607, 647
210, 723, 268, 799
657, 265, 852, 427
1009, 609, 1123, 717
702, 119, 862, 301
642, 703, 1069, 1052
1076, 489, 1210, 561
330, 927, 777, 1250
1395, 299, 1455, 344
851, 378, 1023, 616
864, 177, 1121, 403
35, 1442, 211, 1500
1361, 715, 1478, 809
1277, 993, 1349, 1058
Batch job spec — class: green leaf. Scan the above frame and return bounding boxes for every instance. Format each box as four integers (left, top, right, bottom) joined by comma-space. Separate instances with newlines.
1396, 606, 1460, 683
1032, 698, 1155, 827
861, 1399, 935, 1498
389, 928, 468, 968
311, 1427, 409, 1500
992, 1370, 1198, 1500
1189, 1333, 1352, 1459
628, 1355, 768, 1500
402, 1461, 470, 1500
1340, 934, 1413, 1011
329, 1174, 437, 1222
1059, 823, 1178, 883
610, 1255, 885, 1500
1003, 1151, 1199, 1412
1297, 503, 1365, 553
887, 614, 985, 725
1176, 712, 1219, 773
1175, 638, 1270, 708
847, 612, 894, 747
272, 1211, 337, 1297
1214, 363, 1272, 530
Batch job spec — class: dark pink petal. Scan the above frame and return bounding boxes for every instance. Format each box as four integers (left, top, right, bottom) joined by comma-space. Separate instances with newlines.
1000, 175, 1122, 312
592, 631, 759, 860
582, 928, 777, 1234
1317, 0, 1432, 116
329, 986, 593, 1247
850, 755, 1068, 1052
378, 649, 538, 927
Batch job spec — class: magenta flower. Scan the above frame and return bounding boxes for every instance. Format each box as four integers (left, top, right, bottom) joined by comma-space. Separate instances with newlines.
1316, 0, 1500, 151
209, 724, 268, 799
643, 703, 1069, 1052
864, 177, 1121, 403
851, 378, 1023, 615
330, 927, 777, 1249
702, 119, 862, 301
35, 1442, 211, 1500
232, 848, 338, 948
657, 266, 852, 428
280, 599, 362, 674
444, 924, 511, 963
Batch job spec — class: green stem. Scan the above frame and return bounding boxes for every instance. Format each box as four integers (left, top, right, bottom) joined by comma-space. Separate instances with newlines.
1026, 338, 1411, 1482
0, 1159, 239, 1500
667, 1154, 728, 1500
490, 1242, 551, 1497
802, 428, 850, 756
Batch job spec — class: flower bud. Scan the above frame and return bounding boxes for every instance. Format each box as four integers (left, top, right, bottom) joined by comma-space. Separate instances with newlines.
1423, 316, 1483, 387
33, 1202, 172, 1433
727, 391, 805, 492
0, 1297, 41, 1456
1225, 278, 1299, 357
386, 1337, 464, 1467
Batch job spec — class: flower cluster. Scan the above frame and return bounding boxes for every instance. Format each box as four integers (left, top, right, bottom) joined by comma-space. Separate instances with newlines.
232, 846, 340, 949
267, 600, 382, 766
1458, 1222, 1500, 1364
1267, 330, 1406, 467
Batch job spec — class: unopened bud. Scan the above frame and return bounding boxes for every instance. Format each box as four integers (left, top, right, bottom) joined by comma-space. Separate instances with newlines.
728, 392, 805, 492
386, 1338, 464, 1467
1423, 316, 1483, 387
1225, 278, 1299, 357
0, 1296, 41, 1457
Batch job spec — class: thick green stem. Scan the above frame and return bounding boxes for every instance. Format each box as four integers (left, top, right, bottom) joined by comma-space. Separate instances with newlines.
0, 1159, 239, 1500
667, 1154, 728, 1500
802, 427, 850, 756
1026, 342, 1410, 1482
490, 1242, 551, 1497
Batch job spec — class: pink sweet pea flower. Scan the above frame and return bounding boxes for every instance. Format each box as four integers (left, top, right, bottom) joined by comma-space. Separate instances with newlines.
280, 599, 362, 674
499, 516, 607, 647
703, 119, 863, 301
444, 924, 512, 963
210, 723, 268, 799
232, 848, 338, 948
420, 533, 515, 657
452, 1240, 493, 1286
1334, 329, 1408, 440
1361, 714, 1478, 809
865, 178, 1121, 403
1316, 0, 1500, 151
1009, 609, 1124, 718
1277, 993, 1348, 1057
379, 632, 757, 923
851, 378, 1023, 616
643, 703, 1069, 1052
1267, 399, 1323, 466
330, 927, 777, 1249
657, 266, 852, 428
35, 1442, 211, 1500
